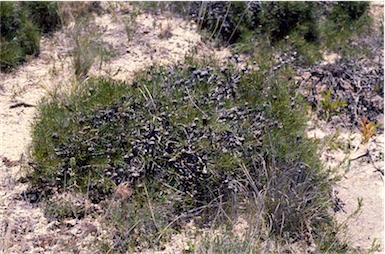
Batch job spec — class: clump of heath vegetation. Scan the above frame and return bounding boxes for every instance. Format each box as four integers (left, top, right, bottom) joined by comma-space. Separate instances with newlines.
27, 52, 349, 252
0, 1, 61, 72
257, 2, 319, 43
322, 2, 372, 56
151, 1, 372, 65
327, 2, 370, 28
185, 1, 320, 56
115, 1, 376, 75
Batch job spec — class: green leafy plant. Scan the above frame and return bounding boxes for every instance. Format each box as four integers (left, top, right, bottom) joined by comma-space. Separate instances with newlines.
360, 116, 380, 143
320, 87, 347, 121
323, 128, 345, 152
97, 46, 116, 74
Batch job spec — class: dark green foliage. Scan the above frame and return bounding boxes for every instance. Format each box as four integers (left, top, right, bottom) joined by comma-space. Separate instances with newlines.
186, 1, 319, 45
156, 1, 372, 66
18, 19, 40, 56
0, 1, 61, 72
189, 1, 249, 44
322, 2, 372, 57
258, 2, 319, 43
328, 2, 370, 26
0, 1, 21, 37
0, 2, 40, 71
0, 39, 25, 70
21, 1, 61, 34
229, 1, 368, 45
238, 64, 333, 238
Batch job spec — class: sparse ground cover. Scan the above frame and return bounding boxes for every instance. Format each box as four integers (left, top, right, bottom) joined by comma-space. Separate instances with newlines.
0, 1, 383, 253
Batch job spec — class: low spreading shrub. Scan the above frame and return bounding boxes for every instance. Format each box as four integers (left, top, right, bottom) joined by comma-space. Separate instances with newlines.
28, 57, 336, 251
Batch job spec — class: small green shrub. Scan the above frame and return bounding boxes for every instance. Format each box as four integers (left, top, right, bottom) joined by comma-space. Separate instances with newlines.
27, 56, 342, 251
18, 19, 40, 56
320, 87, 348, 122
184, 2, 374, 67
328, 2, 370, 27
258, 2, 319, 43
44, 193, 86, 222
0, 39, 25, 70
0, 2, 21, 36
191, 2, 248, 44
186, 1, 319, 46
322, 2, 372, 55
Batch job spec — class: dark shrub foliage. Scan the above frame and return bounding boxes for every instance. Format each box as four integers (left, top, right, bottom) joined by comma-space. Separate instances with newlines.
328, 1, 370, 25
258, 2, 319, 42
0, 1, 61, 72
187, 1, 319, 45
0, 2, 40, 71
0, 2, 21, 37
21, 1, 61, 34
189, 1, 249, 44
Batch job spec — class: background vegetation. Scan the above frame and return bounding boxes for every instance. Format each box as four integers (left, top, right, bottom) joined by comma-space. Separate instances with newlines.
1, 1, 371, 72
0, 1, 61, 71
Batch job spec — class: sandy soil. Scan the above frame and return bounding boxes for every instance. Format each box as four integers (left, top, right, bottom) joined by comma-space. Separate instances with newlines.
0, 2, 383, 253
307, 119, 384, 253
330, 3, 384, 251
